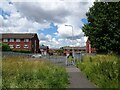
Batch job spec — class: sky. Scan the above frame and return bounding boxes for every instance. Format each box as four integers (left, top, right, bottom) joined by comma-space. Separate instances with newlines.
0, 0, 95, 48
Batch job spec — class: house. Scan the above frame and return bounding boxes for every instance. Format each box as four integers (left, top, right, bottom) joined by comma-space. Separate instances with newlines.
40, 45, 49, 55
1, 33, 39, 53
63, 46, 86, 55
49, 48, 59, 55
86, 38, 96, 53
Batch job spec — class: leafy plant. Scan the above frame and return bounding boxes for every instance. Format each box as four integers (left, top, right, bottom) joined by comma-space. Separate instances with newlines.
82, 2, 120, 54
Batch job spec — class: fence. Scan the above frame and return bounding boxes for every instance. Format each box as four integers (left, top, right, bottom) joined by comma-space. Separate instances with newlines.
2, 51, 32, 57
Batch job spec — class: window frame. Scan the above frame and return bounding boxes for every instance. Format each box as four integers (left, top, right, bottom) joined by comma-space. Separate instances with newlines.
9, 45, 14, 48
16, 39, 20, 42
24, 44, 29, 48
3, 39, 8, 42
10, 39, 14, 42
24, 39, 29, 42
16, 44, 20, 48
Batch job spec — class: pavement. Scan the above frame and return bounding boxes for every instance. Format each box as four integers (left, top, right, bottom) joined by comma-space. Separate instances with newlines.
66, 65, 97, 88
45, 56, 98, 88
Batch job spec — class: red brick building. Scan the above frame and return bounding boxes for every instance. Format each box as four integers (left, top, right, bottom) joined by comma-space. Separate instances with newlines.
86, 38, 96, 53
1, 33, 39, 53
63, 46, 86, 55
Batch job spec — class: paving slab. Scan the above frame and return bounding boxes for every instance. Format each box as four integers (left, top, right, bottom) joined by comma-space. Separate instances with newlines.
66, 65, 98, 88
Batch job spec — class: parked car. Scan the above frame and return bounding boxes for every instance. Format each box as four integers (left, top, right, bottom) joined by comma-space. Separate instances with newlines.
31, 54, 42, 58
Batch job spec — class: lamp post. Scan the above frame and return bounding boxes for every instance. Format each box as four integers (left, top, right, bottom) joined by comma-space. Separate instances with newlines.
65, 24, 75, 63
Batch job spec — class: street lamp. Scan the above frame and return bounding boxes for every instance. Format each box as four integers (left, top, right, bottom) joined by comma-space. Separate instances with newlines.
65, 24, 75, 62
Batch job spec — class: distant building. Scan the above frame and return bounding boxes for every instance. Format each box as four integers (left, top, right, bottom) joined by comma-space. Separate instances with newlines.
49, 48, 59, 55
86, 38, 96, 53
1, 33, 39, 53
40, 45, 49, 55
63, 46, 86, 55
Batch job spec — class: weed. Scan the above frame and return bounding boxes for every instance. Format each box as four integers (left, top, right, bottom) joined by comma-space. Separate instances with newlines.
77, 54, 119, 88
2, 56, 68, 88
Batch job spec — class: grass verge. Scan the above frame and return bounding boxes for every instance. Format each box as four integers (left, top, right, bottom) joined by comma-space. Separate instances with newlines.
2, 56, 68, 88
76, 54, 119, 88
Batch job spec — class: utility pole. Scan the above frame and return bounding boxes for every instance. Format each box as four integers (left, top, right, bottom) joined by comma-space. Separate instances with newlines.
65, 24, 75, 65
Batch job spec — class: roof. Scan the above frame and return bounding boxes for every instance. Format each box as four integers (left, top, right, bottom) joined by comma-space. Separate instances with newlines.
1, 33, 37, 39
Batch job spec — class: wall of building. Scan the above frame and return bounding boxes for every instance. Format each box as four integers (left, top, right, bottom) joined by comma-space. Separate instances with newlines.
31, 35, 39, 53
86, 39, 96, 53
2, 39, 32, 51
63, 47, 86, 56
1, 33, 40, 53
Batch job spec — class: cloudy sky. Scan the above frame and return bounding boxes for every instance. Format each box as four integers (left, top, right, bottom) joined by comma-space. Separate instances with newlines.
0, 0, 95, 48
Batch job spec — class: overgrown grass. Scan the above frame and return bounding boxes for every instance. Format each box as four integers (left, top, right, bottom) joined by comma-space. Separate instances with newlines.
76, 54, 119, 88
2, 56, 68, 88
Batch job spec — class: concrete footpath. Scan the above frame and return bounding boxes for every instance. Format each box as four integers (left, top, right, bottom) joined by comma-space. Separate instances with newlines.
66, 65, 98, 88
48, 56, 98, 88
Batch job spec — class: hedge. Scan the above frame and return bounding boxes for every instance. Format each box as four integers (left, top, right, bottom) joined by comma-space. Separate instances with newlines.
12, 50, 32, 53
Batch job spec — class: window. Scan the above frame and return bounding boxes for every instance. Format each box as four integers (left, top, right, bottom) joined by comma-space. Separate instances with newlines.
3, 39, 8, 42
16, 45, 20, 48
16, 39, 20, 42
10, 39, 14, 42
24, 45, 29, 48
9, 45, 14, 48
24, 39, 29, 42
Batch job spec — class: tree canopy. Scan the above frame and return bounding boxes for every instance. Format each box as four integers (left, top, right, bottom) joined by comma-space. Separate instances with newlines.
82, 2, 120, 54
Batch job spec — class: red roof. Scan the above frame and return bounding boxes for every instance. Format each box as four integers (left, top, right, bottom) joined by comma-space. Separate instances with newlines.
1, 33, 37, 39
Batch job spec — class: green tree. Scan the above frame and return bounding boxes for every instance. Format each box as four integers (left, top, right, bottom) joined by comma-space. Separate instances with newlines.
56, 49, 64, 56
2, 44, 11, 51
82, 2, 120, 54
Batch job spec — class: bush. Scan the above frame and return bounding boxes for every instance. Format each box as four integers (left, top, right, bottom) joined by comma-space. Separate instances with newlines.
2, 56, 68, 88
2, 44, 11, 51
77, 54, 119, 88
12, 50, 32, 53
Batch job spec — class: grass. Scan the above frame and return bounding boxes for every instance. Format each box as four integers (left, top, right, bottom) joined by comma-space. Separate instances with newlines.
76, 54, 119, 88
2, 56, 68, 88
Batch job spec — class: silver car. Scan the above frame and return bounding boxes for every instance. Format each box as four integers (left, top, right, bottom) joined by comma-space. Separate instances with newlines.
31, 54, 42, 58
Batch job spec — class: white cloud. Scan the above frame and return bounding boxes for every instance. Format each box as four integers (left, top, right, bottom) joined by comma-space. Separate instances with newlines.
57, 25, 73, 38
0, 15, 4, 27
0, 2, 50, 33
13, 2, 70, 24
9, 0, 94, 2
56, 24, 84, 40
39, 34, 60, 48
0, 0, 94, 48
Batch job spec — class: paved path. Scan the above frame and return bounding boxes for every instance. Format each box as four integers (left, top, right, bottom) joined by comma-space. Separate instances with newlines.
66, 65, 97, 88
45, 56, 98, 88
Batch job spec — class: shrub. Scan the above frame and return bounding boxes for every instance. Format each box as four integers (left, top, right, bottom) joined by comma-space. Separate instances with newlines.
2, 44, 11, 51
